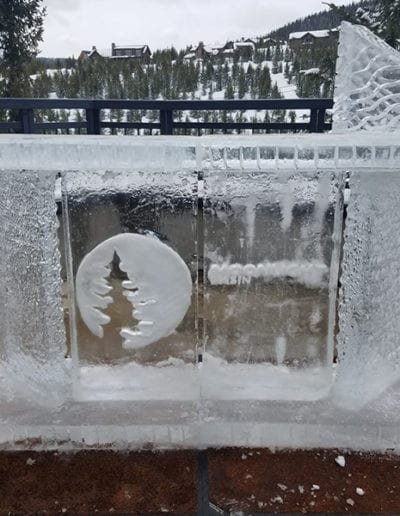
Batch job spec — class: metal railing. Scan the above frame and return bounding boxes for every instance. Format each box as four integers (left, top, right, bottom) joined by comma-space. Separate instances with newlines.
0, 98, 333, 135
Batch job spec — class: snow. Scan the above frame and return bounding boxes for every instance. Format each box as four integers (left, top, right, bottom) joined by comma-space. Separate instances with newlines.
234, 41, 256, 49
289, 30, 332, 40
114, 44, 148, 50
335, 455, 346, 467
300, 68, 320, 75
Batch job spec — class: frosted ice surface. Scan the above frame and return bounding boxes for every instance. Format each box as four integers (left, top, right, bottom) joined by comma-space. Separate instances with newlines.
0, 170, 67, 405
76, 233, 192, 349
333, 21, 400, 132
335, 170, 400, 408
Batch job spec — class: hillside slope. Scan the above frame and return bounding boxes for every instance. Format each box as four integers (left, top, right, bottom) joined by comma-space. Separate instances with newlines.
268, 0, 372, 40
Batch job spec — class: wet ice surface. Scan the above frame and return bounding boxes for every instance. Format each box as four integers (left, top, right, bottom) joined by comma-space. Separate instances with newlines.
1, 133, 400, 449
203, 166, 342, 373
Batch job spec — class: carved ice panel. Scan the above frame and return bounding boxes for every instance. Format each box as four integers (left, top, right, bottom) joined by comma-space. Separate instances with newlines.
333, 21, 400, 132
62, 169, 199, 401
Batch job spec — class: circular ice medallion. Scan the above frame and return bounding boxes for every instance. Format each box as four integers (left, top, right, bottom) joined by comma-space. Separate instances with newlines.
76, 233, 192, 350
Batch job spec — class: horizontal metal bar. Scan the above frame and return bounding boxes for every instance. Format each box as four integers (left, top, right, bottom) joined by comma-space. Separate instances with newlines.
101, 122, 161, 129
0, 97, 334, 111
0, 122, 22, 130
0, 98, 97, 109
34, 122, 88, 130
173, 122, 315, 130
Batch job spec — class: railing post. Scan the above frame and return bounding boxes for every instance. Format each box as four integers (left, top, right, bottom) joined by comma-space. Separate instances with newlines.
317, 108, 326, 133
160, 109, 173, 135
86, 108, 101, 135
309, 108, 318, 133
19, 108, 35, 133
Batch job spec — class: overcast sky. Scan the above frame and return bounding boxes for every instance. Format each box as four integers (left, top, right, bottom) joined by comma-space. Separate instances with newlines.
40, 0, 355, 57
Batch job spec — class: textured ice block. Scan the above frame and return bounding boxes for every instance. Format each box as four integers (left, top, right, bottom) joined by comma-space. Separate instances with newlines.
0, 170, 67, 405
335, 170, 400, 408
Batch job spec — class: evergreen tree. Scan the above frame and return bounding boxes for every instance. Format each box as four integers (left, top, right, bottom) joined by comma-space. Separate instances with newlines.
238, 68, 247, 98
0, 0, 46, 96
258, 66, 271, 98
225, 78, 234, 99
326, 0, 400, 48
375, 0, 400, 48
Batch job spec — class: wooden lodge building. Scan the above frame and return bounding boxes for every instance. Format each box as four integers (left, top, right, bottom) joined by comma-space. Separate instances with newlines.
183, 38, 256, 62
79, 44, 152, 64
288, 29, 339, 51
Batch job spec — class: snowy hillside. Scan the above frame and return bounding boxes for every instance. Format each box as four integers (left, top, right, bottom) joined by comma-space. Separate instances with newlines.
27, 37, 336, 131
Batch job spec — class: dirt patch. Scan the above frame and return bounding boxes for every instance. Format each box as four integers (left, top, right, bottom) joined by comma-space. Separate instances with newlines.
208, 448, 400, 513
1, 448, 400, 514
0, 450, 197, 515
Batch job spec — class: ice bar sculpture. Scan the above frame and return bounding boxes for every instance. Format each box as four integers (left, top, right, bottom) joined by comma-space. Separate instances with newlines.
1, 23, 400, 449
0, 133, 400, 451
333, 21, 400, 132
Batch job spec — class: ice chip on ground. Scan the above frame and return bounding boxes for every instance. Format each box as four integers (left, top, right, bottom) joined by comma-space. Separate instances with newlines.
346, 498, 355, 506
333, 22, 400, 132
356, 487, 365, 496
335, 455, 346, 467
